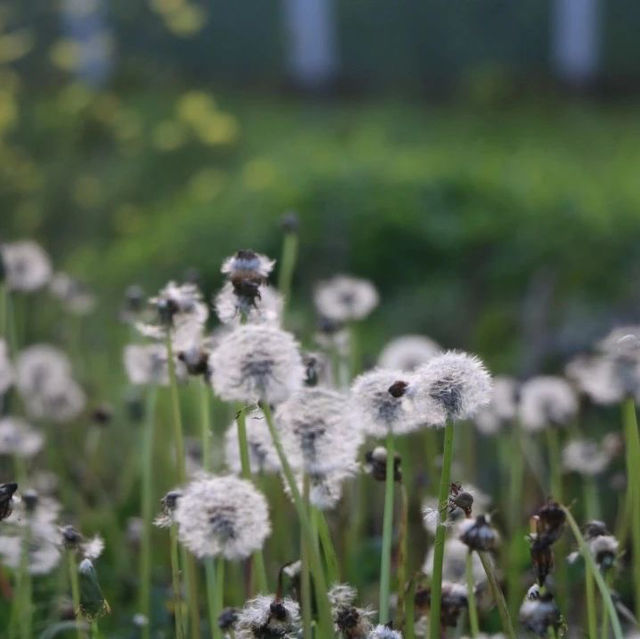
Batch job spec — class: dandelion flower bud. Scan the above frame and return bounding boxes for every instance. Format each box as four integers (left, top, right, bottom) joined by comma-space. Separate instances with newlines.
175, 475, 270, 560
281, 211, 300, 234
518, 376, 577, 432
234, 594, 300, 639
378, 335, 441, 372
1, 240, 52, 292
78, 558, 111, 621
314, 275, 379, 322
367, 625, 403, 639
412, 351, 492, 425
224, 410, 281, 475
561, 438, 611, 476
0, 417, 44, 458
275, 387, 362, 475
350, 369, 419, 437
209, 325, 304, 404
459, 515, 500, 552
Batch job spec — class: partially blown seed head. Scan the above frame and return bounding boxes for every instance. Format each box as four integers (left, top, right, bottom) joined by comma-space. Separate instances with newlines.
378, 335, 441, 372
314, 275, 379, 322
519, 376, 577, 432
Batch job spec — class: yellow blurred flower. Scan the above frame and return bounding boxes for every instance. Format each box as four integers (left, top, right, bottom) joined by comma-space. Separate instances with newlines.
192, 112, 239, 146
187, 167, 227, 202
0, 29, 34, 64
72, 175, 103, 208
242, 159, 277, 191
50, 39, 81, 71
176, 91, 217, 124
164, 5, 206, 37
152, 120, 188, 151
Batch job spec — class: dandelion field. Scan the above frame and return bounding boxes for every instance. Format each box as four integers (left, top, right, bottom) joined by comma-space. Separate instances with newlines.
1, 208, 640, 639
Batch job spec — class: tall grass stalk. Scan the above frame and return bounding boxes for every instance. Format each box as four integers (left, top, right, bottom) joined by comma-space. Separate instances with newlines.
169, 524, 185, 639
67, 550, 85, 639
379, 432, 396, 624
621, 396, 640, 618
506, 423, 525, 618
396, 481, 409, 624
234, 404, 268, 593
301, 476, 313, 639
583, 477, 599, 639
561, 505, 623, 639
476, 551, 516, 639
139, 387, 157, 639
429, 421, 455, 639
200, 379, 212, 472
277, 228, 298, 313
260, 400, 334, 637
316, 509, 339, 584
465, 552, 479, 637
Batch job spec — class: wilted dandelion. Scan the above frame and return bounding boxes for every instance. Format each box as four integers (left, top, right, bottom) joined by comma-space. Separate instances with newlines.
78, 558, 111, 621
60, 525, 105, 560
518, 376, 578, 432
209, 324, 304, 404
234, 594, 300, 639
378, 334, 441, 371
367, 624, 403, 639
224, 410, 281, 475
174, 474, 270, 560
415, 581, 468, 628
519, 585, 562, 637
0, 417, 44, 458
153, 490, 182, 528
314, 275, 379, 322
459, 515, 500, 552
1, 240, 52, 291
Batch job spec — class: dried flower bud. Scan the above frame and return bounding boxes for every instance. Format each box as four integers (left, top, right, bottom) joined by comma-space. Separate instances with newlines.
281, 211, 300, 234
78, 558, 110, 621
61, 525, 83, 550
218, 607, 238, 630
22, 489, 39, 513
0, 482, 18, 521
459, 515, 500, 551
90, 404, 113, 426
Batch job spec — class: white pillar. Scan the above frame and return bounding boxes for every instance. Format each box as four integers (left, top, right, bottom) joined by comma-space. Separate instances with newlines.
551, 0, 599, 86
283, 0, 337, 89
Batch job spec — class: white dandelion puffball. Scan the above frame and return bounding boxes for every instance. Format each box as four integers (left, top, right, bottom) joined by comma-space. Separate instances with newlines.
0, 339, 14, 395
221, 250, 275, 279
123, 343, 186, 386
350, 368, 420, 437
0, 417, 44, 458
275, 387, 362, 475
215, 281, 283, 326
224, 410, 282, 475
474, 376, 518, 435
24, 378, 86, 423
49, 272, 96, 315
565, 355, 625, 406
314, 275, 379, 322
423, 537, 486, 585
209, 325, 304, 404
412, 351, 492, 425
15, 345, 72, 396
368, 624, 403, 639
235, 594, 300, 639
519, 376, 578, 432
598, 326, 640, 358
562, 438, 611, 476
378, 335, 441, 371
175, 474, 271, 560
1, 241, 52, 292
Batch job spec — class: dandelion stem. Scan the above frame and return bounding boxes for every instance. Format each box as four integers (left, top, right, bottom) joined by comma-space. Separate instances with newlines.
584, 562, 597, 639
169, 524, 185, 639
621, 396, 640, 619
583, 476, 600, 520
396, 481, 409, 625
404, 577, 416, 639
67, 550, 85, 639
277, 228, 298, 314
261, 400, 334, 638
139, 386, 157, 639
465, 552, 479, 637
316, 509, 340, 584
429, 420, 455, 639
235, 404, 268, 594
301, 476, 313, 639
205, 558, 219, 639
561, 505, 623, 639
477, 551, 516, 639
201, 379, 212, 472
507, 423, 525, 618
379, 432, 396, 624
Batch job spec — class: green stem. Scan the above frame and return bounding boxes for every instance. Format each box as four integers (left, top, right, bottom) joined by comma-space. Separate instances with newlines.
584, 563, 597, 639
67, 551, 85, 639
235, 404, 269, 594
301, 476, 313, 639
561, 506, 623, 639
205, 558, 219, 639
215, 558, 225, 639
277, 231, 298, 314
139, 387, 157, 639
404, 577, 416, 639
621, 396, 640, 619
466, 552, 480, 637
429, 421, 455, 639
169, 525, 185, 639
600, 571, 613, 639
477, 551, 516, 639
316, 509, 340, 585
261, 401, 333, 637
201, 379, 212, 472
583, 476, 600, 521
396, 481, 409, 625
379, 432, 396, 624
507, 423, 524, 618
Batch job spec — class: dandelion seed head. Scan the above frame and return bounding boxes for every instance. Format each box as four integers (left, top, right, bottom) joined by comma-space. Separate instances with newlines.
328, 583, 358, 609
474, 376, 518, 435
0, 339, 13, 395
314, 275, 379, 322
234, 594, 300, 639
24, 377, 86, 423
413, 351, 492, 425
588, 533, 619, 570
378, 335, 441, 371
175, 474, 270, 560
565, 355, 625, 405
215, 281, 283, 326
49, 272, 96, 315
209, 325, 304, 404
276, 387, 362, 475
350, 369, 419, 437
364, 446, 402, 483
562, 438, 611, 476
367, 625, 403, 639
519, 376, 577, 432
221, 250, 275, 280
308, 469, 356, 511
459, 515, 500, 551
0, 417, 44, 458
224, 410, 281, 475
423, 538, 485, 585
598, 326, 640, 358
519, 590, 562, 636
16, 345, 72, 396
123, 343, 179, 386
1, 240, 52, 292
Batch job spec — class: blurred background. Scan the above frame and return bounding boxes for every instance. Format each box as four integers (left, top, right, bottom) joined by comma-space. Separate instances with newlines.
2, 0, 640, 374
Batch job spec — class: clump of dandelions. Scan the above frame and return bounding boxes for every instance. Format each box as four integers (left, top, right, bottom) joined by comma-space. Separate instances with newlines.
412, 351, 492, 425
209, 324, 305, 405
350, 369, 420, 437
518, 376, 578, 432
174, 474, 270, 560
314, 275, 379, 322
0, 240, 52, 292
234, 594, 300, 639
224, 410, 281, 475
378, 334, 441, 371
